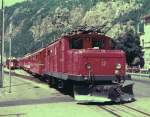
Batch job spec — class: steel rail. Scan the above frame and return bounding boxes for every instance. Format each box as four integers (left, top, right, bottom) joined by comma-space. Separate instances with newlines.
122, 105, 150, 117
99, 106, 122, 117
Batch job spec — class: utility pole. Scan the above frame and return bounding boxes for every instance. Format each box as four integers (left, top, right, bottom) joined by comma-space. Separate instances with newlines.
0, 0, 5, 88
9, 23, 12, 93
8, 36, 12, 93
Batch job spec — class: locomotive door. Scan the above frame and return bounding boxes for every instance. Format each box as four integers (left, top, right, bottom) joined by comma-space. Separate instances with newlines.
58, 41, 62, 72
46, 48, 51, 73
60, 39, 66, 73
60, 41, 64, 73
54, 44, 60, 72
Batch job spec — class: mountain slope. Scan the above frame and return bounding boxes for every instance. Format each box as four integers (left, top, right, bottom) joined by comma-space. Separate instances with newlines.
0, 0, 149, 57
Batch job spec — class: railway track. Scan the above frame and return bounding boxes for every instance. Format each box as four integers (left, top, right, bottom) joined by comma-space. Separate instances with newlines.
99, 106, 122, 117
122, 105, 150, 117
98, 104, 150, 117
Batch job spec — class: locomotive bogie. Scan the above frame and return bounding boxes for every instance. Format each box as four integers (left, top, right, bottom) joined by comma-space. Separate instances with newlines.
73, 79, 134, 102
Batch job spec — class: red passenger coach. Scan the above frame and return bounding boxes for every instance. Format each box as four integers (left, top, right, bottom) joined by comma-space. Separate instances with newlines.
42, 29, 134, 102
29, 48, 46, 76
18, 48, 46, 77
20, 55, 31, 72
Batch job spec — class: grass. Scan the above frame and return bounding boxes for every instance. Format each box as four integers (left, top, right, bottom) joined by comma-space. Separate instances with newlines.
14, 69, 31, 76
0, 74, 56, 102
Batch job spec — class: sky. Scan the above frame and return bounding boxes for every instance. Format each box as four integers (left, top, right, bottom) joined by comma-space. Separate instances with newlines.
0, 0, 25, 7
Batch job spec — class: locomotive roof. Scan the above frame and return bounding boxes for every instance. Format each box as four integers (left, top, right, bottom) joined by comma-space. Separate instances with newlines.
63, 32, 111, 40
62, 25, 111, 39
45, 33, 111, 47
43, 27, 112, 48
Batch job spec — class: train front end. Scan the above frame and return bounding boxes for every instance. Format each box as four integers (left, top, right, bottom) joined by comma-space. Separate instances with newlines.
67, 33, 134, 102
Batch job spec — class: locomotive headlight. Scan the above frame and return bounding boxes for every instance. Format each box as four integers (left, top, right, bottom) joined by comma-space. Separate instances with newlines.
86, 63, 92, 70
114, 70, 120, 75
115, 63, 121, 70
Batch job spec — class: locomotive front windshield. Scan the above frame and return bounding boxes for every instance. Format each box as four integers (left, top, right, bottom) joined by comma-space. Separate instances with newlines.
69, 39, 83, 49
69, 37, 106, 49
92, 38, 104, 49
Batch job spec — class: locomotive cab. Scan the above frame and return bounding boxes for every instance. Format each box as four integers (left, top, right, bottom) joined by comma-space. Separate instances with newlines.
67, 34, 125, 79
66, 33, 134, 102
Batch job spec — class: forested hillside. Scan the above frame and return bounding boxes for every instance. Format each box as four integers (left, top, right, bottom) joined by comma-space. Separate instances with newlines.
0, 0, 150, 65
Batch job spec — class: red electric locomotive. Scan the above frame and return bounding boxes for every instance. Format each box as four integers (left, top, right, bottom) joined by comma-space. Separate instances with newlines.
18, 28, 134, 102
42, 29, 134, 102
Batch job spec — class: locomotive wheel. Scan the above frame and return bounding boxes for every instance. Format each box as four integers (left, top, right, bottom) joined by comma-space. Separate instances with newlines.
66, 81, 74, 96
58, 80, 64, 89
57, 80, 74, 96
45, 76, 74, 96
50, 77, 58, 88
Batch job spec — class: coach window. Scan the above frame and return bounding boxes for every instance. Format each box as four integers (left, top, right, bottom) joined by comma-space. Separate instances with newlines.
47, 50, 50, 56
69, 39, 83, 49
92, 38, 104, 49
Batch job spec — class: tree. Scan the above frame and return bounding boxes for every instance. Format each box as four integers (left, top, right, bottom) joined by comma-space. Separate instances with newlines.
115, 29, 142, 66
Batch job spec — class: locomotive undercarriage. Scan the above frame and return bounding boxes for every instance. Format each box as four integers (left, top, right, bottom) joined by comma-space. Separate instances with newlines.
74, 80, 134, 103
44, 73, 134, 103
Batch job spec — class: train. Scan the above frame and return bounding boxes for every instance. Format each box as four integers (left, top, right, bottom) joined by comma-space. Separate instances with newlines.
6, 57, 18, 69
7, 28, 134, 102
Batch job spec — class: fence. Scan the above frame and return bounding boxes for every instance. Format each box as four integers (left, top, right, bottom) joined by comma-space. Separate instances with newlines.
126, 67, 150, 78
